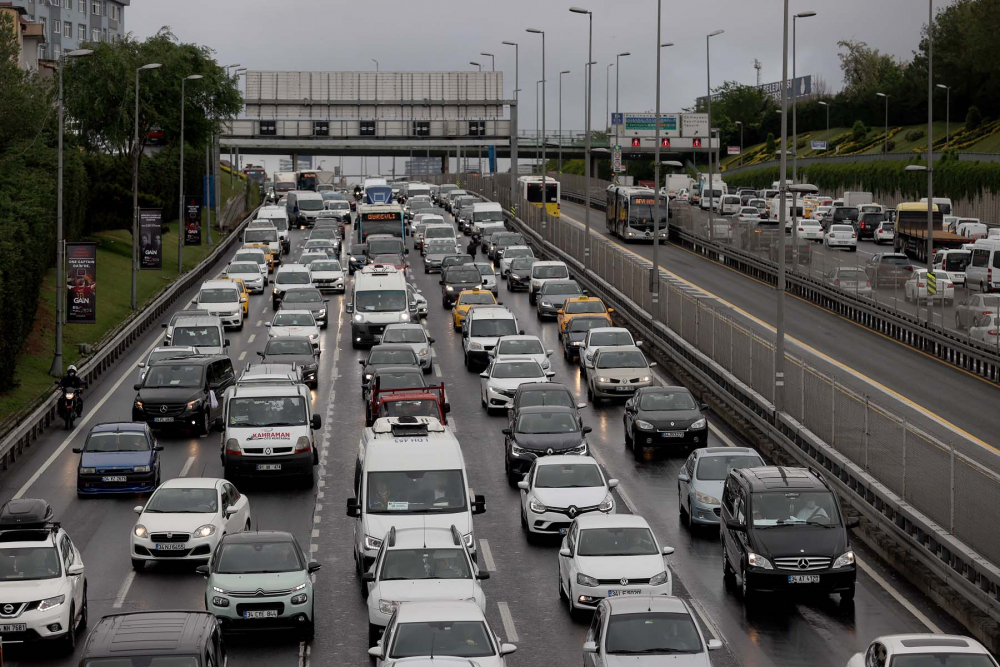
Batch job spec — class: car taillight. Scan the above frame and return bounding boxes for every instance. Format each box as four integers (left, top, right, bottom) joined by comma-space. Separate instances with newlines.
852, 233, 857, 238
834, 279, 840, 286
947, 283, 954, 288
918, 282, 925, 287
798, 227, 804, 232
984, 311, 994, 316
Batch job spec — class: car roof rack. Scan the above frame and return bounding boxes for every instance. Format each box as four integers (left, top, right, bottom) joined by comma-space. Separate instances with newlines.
0, 499, 58, 532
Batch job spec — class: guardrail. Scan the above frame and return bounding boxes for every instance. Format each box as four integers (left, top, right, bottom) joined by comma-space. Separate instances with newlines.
0, 204, 261, 471
433, 172, 1000, 647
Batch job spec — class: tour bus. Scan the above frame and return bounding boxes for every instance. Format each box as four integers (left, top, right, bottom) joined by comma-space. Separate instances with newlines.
356, 203, 406, 242
605, 185, 668, 242
518, 175, 560, 217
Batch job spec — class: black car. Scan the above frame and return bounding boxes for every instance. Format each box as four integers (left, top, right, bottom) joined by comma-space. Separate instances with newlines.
81, 611, 225, 667
506, 257, 536, 291
623, 386, 708, 459
440, 265, 483, 308
131, 356, 234, 434
489, 232, 525, 260
510, 382, 587, 415
502, 405, 591, 486
359, 344, 421, 396
423, 240, 459, 273
720, 466, 859, 603
856, 212, 882, 240
279, 287, 329, 328
561, 315, 611, 361
258, 336, 319, 388
535, 279, 585, 318
441, 254, 475, 271
347, 242, 367, 275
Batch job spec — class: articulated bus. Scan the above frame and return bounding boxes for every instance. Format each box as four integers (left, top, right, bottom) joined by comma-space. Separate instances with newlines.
605, 186, 669, 242
356, 203, 406, 242
518, 175, 560, 217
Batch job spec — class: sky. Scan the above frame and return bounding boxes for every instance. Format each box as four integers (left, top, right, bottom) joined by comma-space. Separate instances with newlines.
128, 0, 948, 177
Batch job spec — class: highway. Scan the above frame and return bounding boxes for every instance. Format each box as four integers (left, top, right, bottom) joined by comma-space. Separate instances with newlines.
0, 210, 969, 667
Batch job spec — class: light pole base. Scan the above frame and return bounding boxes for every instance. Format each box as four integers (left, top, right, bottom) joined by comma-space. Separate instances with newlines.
48, 353, 63, 378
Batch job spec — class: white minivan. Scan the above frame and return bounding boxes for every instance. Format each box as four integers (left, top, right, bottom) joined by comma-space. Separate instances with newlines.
347, 264, 412, 348
286, 190, 325, 229
461, 305, 521, 369
192, 279, 244, 329
967, 239, 1000, 293
471, 202, 506, 237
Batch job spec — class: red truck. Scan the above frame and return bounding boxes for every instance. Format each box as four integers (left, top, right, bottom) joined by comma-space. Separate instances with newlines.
365, 383, 450, 427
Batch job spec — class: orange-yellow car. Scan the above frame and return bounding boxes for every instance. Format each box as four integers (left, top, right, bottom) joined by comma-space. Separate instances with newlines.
452, 289, 497, 330
557, 296, 613, 334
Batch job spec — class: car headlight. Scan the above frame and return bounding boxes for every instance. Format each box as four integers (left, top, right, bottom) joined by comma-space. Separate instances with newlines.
540, 301, 552, 307
37, 595, 66, 612
469, 341, 483, 351
400, 313, 410, 321
571, 442, 588, 454
290, 593, 309, 605
690, 417, 707, 429
489, 384, 504, 395
273, 288, 279, 295
511, 274, 521, 280
463, 532, 474, 548
571, 341, 583, 346
79, 467, 96, 475
133, 400, 143, 410
596, 377, 610, 383
318, 309, 326, 317
364, 535, 382, 551
133, 524, 147, 538
418, 348, 429, 356
186, 399, 201, 410
694, 490, 720, 505
212, 596, 230, 608
635, 420, 655, 430
193, 524, 217, 538
378, 599, 399, 615
309, 333, 319, 340
445, 285, 454, 292
510, 443, 526, 456
599, 495, 614, 513
747, 552, 773, 570
354, 313, 365, 322
529, 498, 546, 514
133, 465, 151, 473
832, 550, 855, 569
649, 571, 669, 587
576, 573, 599, 587
213, 585, 227, 594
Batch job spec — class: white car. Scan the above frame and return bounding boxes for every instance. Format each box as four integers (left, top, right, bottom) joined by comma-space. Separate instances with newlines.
265, 310, 320, 348
735, 206, 763, 222
796, 220, 824, 241
969, 314, 1000, 345
933, 249, 971, 286
498, 245, 535, 276
825, 224, 858, 251
874, 221, 895, 245
0, 499, 87, 651
225, 261, 266, 292
308, 258, 345, 293
558, 514, 674, 618
480, 357, 553, 413
905, 269, 955, 305
131, 478, 251, 571
193, 279, 245, 329
369, 600, 516, 666
298, 251, 329, 268
518, 456, 617, 539
364, 526, 487, 646
847, 634, 996, 667
490, 334, 553, 371
474, 262, 499, 294
138, 345, 197, 383
579, 327, 639, 376
407, 284, 428, 319
528, 260, 570, 304
381, 323, 435, 374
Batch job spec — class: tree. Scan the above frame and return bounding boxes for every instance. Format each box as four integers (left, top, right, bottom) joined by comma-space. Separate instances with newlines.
765, 133, 776, 155
966, 105, 983, 131
697, 81, 776, 148
852, 121, 869, 142
837, 40, 906, 98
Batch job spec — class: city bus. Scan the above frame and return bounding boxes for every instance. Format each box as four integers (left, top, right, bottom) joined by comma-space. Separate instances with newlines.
518, 175, 560, 217
242, 165, 267, 184
363, 177, 393, 205
605, 186, 669, 242
356, 203, 406, 242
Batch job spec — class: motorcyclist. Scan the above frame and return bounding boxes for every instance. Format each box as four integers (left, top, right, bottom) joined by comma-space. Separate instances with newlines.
59, 365, 84, 416
467, 233, 481, 257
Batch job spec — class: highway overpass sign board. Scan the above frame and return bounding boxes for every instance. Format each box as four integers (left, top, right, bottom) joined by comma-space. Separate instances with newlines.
616, 113, 680, 138
681, 113, 709, 138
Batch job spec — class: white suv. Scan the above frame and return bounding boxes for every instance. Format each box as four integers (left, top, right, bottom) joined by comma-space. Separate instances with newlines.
0, 499, 87, 652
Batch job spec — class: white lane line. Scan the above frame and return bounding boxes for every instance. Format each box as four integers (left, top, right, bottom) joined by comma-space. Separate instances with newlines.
179, 456, 196, 477
449, 417, 458, 433
14, 333, 164, 499
856, 556, 942, 633
497, 602, 519, 643
478, 539, 497, 572
113, 571, 136, 609
434, 363, 442, 378
651, 370, 736, 447
238, 350, 247, 361
688, 596, 723, 643
255, 320, 263, 327
247, 334, 256, 344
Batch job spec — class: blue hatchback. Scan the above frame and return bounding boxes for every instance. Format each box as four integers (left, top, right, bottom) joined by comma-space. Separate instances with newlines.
74, 422, 162, 496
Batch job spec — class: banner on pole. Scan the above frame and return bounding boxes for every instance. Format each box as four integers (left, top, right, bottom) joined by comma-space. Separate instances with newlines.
66, 242, 97, 324
139, 208, 163, 269
612, 146, 622, 172
184, 195, 203, 246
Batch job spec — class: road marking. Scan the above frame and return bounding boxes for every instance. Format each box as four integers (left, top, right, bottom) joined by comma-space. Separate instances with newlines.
14, 333, 164, 499
238, 350, 247, 361
247, 334, 256, 344
479, 539, 497, 571
255, 320, 262, 327
497, 602, 519, 642
687, 596, 723, 643
434, 363, 442, 378
179, 456, 196, 477
449, 417, 458, 433
857, 555, 942, 633
113, 571, 135, 609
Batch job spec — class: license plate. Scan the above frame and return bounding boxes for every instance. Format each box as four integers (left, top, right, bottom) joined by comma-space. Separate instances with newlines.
102, 476, 127, 482
614, 386, 634, 392
659, 431, 685, 438
155, 543, 187, 551
257, 463, 282, 471
0, 624, 26, 633
373, 335, 382, 342
558, 528, 568, 535
788, 575, 820, 584
153, 417, 174, 422
607, 589, 642, 597
243, 610, 278, 619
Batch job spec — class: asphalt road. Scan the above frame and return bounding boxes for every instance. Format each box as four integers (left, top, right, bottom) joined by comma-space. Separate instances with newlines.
0, 212, 970, 667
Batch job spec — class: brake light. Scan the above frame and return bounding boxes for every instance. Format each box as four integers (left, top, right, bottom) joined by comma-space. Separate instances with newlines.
852, 233, 857, 238
834, 279, 840, 286
918, 282, 925, 287
984, 311, 994, 316
989, 331, 999, 336
947, 283, 954, 288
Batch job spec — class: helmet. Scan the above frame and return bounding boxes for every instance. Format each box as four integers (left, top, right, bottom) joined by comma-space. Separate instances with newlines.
67, 365, 77, 376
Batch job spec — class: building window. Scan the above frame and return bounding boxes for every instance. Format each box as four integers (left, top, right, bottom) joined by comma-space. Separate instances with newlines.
39, 17, 46, 34
80, 0, 85, 13
109, 3, 118, 20
66, 0, 72, 9
53, 44, 61, 59
91, 27, 99, 42
91, 1, 100, 15
63, 21, 72, 37
78, 23, 86, 39
52, 0, 61, 6
53, 19, 61, 35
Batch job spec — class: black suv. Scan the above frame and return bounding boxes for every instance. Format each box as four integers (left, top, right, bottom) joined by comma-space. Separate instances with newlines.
82, 611, 225, 667
132, 356, 234, 434
720, 466, 858, 604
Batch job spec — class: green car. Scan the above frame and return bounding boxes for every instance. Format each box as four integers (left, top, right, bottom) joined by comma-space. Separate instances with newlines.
198, 530, 321, 638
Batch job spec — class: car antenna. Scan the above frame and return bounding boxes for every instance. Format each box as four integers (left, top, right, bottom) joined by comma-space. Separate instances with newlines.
430, 629, 436, 659
422, 516, 427, 548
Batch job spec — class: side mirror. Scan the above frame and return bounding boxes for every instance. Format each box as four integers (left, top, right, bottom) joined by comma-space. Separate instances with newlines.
427, 337, 435, 344
635, 340, 644, 347
577, 402, 587, 410
559, 547, 571, 558
224, 339, 231, 347
519, 329, 526, 336
240, 297, 248, 303
190, 298, 198, 305
439, 280, 445, 285
608, 478, 619, 489
362, 572, 374, 582
607, 308, 614, 314
582, 426, 593, 434
346, 498, 361, 518
678, 470, 690, 482
367, 646, 384, 659
133, 383, 142, 391
500, 643, 517, 656
443, 402, 451, 414
472, 493, 486, 515
476, 571, 491, 580
479, 372, 488, 378
311, 414, 322, 430
346, 303, 354, 314
133, 506, 144, 514
154, 445, 165, 452
256, 350, 265, 358
161, 323, 168, 328
546, 349, 554, 356
224, 506, 239, 517
195, 564, 210, 576
846, 516, 860, 528
545, 371, 556, 378
358, 359, 366, 365
708, 639, 723, 651
648, 362, 657, 368
264, 322, 271, 327
556, 309, 564, 315
582, 641, 598, 654
700, 403, 709, 411
501, 428, 512, 436
662, 546, 675, 555
72, 447, 82, 454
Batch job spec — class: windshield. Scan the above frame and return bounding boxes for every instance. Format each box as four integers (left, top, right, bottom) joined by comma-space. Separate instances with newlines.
516, 411, 579, 434
298, 199, 323, 211
144, 363, 204, 388
373, 371, 424, 390
310, 229, 338, 239
518, 389, 574, 408
475, 265, 495, 277
470, 319, 517, 338
369, 240, 405, 255
568, 317, 608, 333
380, 548, 471, 581
380, 399, 439, 420
445, 268, 481, 283
509, 259, 536, 272
497, 235, 524, 246
0, 547, 60, 581
145, 487, 217, 513
245, 230, 277, 243
409, 201, 431, 211
474, 210, 504, 222
311, 260, 342, 272
503, 248, 533, 259
696, 454, 762, 481
277, 272, 311, 285
425, 227, 456, 240
891, 656, 996, 667
835, 207, 859, 220
532, 265, 568, 279
214, 541, 303, 574
374, 254, 403, 265
369, 349, 418, 365
147, 349, 194, 364
425, 242, 454, 253
390, 621, 493, 659
493, 361, 543, 379
229, 263, 260, 275
300, 255, 326, 266
356, 290, 407, 313
86, 432, 149, 452
199, 288, 239, 304
639, 391, 696, 411
751, 490, 839, 526
283, 290, 322, 304
498, 339, 544, 355
265, 339, 313, 356
596, 350, 646, 369
234, 253, 265, 265
367, 470, 467, 513
589, 331, 632, 347
228, 397, 307, 427
328, 201, 350, 210
880, 255, 909, 266
382, 328, 426, 344
605, 612, 703, 655
542, 283, 581, 296
577, 527, 658, 556
566, 301, 605, 314
535, 463, 603, 488
459, 293, 495, 306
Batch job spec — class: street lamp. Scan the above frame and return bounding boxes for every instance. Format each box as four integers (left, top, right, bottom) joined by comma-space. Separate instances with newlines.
480, 52, 495, 71
876, 92, 889, 155
48, 47, 92, 377
774, 1, 791, 413
132, 62, 163, 311
818, 100, 830, 153
937, 83, 951, 148
501, 41, 519, 102
605, 63, 614, 133
735, 120, 743, 166
527, 28, 547, 230
651, 0, 674, 313
224, 63, 240, 76
230, 70, 247, 188
502, 41, 519, 207
792, 11, 817, 182
177, 74, 203, 275
470, 61, 482, 71
706, 30, 723, 232
558, 70, 570, 174
614, 51, 630, 169
570, 6, 594, 267
536, 79, 543, 169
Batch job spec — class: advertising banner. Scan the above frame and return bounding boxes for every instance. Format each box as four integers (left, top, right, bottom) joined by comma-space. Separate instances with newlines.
184, 195, 202, 246
66, 242, 97, 324
139, 208, 162, 270
727, 146, 741, 155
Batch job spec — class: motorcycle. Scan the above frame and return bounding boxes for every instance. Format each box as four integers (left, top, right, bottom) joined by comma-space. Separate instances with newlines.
55, 384, 84, 429
467, 234, 482, 257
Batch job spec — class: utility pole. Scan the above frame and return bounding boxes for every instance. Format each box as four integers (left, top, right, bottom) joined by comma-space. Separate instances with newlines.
775, 0, 790, 413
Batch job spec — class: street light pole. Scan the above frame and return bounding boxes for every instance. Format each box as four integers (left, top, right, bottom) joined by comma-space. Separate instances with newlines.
132, 62, 163, 311
570, 6, 594, 267
606, 63, 614, 134
818, 100, 830, 152
527, 28, 547, 231
876, 92, 889, 155
558, 70, 570, 173
614, 51, 630, 170
927, 0, 935, 273
652, 2, 667, 313
502, 41, 519, 206
937, 83, 950, 148
792, 11, 817, 183
372, 59, 380, 175
178, 74, 203, 275
706, 30, 723, 239
775, 0, 790, 413
735, 120, 743, 166
480, 52, 495, 72
536, 80, 542, 170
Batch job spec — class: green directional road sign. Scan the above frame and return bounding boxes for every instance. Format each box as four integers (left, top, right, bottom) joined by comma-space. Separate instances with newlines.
926, 271, 937, 295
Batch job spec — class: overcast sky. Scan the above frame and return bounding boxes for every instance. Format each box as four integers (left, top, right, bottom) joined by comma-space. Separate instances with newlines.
129, 0, 948, 176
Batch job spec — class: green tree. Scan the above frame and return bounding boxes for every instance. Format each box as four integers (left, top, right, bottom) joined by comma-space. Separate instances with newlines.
852, 120, 869, 142
966, 105, 983, 131
837, 40, 906, 98
765, 133, 776, 155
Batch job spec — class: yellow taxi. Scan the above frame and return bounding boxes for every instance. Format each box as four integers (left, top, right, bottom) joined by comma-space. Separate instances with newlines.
452, 289, 498, 330
557, 296, 613, 334
215, 276, 250, 316
242, 243, 276, 272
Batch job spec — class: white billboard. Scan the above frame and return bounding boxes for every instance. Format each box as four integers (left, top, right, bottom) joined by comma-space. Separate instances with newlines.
681, 113, 709, 138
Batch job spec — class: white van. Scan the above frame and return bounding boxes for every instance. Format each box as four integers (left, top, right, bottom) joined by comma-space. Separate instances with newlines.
222, 383, 321, 488
169, 314, 228, 356
347, 264, 411, 348
720, 195, 741, 216
920, 197, 954, 216
956, 218, 987, 240
192, 279, 244, 329
471, 202, 506, 237
423, 223, 458, 245
967, 239, 1000, 293
347, 416, 486, 574
461, 305, 521, 369
242, 226, 281, 259
257, 206, 291, 253
286, 190, 325, 229
406, 183, 431, 199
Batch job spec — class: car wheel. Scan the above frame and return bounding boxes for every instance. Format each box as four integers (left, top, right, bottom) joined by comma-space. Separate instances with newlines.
506, 466, 520, 488
198, 410, 210, 437
62, 603, 76, 654
224, 465, 237, 482
955, 313, 962, 329
78, 585, 88, 631
558, 570, 566, 599
302, 606, 315, 641
423, 362, 432, 375
741, 564, 755, 604
587, 383, 594, 402
631, 433, 643, 462
840, 586, 856, 603
529, 293, 536, 305
131, 558, 144, 572
368, 623, 381, 648
722, 543, 735, 586
624, 423, 632, 449
563, 346, 571, 361
679, 493, 691, 528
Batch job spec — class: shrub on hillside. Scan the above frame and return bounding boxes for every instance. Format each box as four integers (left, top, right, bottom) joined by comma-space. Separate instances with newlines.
852, 120, 868, 142
766, 133, 776, 155
966, 106, 983, 131
904, 129, 925, 142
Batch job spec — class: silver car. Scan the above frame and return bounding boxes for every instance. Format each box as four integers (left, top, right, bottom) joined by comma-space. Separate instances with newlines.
824, 267, 872, 298
677, 447, 765, 527
380, 323, 435, 374
474, 262, 499, 294
587, 346, 656, 402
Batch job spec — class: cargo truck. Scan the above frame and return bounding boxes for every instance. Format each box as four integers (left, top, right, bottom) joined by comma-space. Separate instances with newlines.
894, 201, 967, 262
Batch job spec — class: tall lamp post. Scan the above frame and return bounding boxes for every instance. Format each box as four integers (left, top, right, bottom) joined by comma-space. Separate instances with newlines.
651, 0, 675, 314
470, 61, 482, 71
706, 29, 723, 237
177, 74, 203, 274
501, 41, 519, 103
502, 41, 519, 207
605, 63, 614, 133
372, 59, 380, 174
614, 51, 630, 168
569, 6, 594, 267
792, 11, 817, 182
480, 52, 495, 71
558, 70, 570, 173
818, 100, 830, 152
735, 120, 743, 167
774, 1, 790, 413
904, 1, 936, 278
49, 47, 92, 377
876, 92, 889, 155
536, 79, 543, 169
937, 83, 950, 148
527, 28, 547, 231
132, 62, 163, 311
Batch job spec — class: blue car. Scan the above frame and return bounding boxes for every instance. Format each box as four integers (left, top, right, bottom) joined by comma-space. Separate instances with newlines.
73, 422, 162, 496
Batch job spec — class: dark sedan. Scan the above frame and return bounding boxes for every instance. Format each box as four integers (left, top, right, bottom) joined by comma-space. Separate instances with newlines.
561, 316, 612, 361
280, 287, 329, 328
258, 336, 319, 388
423, 239, 460, 273
623, 386, 708, 459
510, 382, 587, 414
440, 265, 483, 308
535, 280, 585, 318
506, 257, 537, 292
74, 422, 162, 496
503, 405, 592, 486
347, 242, 367, 275
359, 344, 421, 396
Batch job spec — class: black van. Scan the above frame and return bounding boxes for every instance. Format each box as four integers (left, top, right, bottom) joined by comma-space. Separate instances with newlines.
131, 355, 235, 435
80, 611, 225, 667
720, 466, 858, 604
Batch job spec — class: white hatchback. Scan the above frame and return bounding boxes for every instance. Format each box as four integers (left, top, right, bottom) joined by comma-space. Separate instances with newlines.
796, 220, 824, 241
480, 357, 553, 413
490, 334, 553, 371
825, 224, 858, 251
265, 310, 320, 349
905, 269, 955, 305
518, 456, 616, 539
